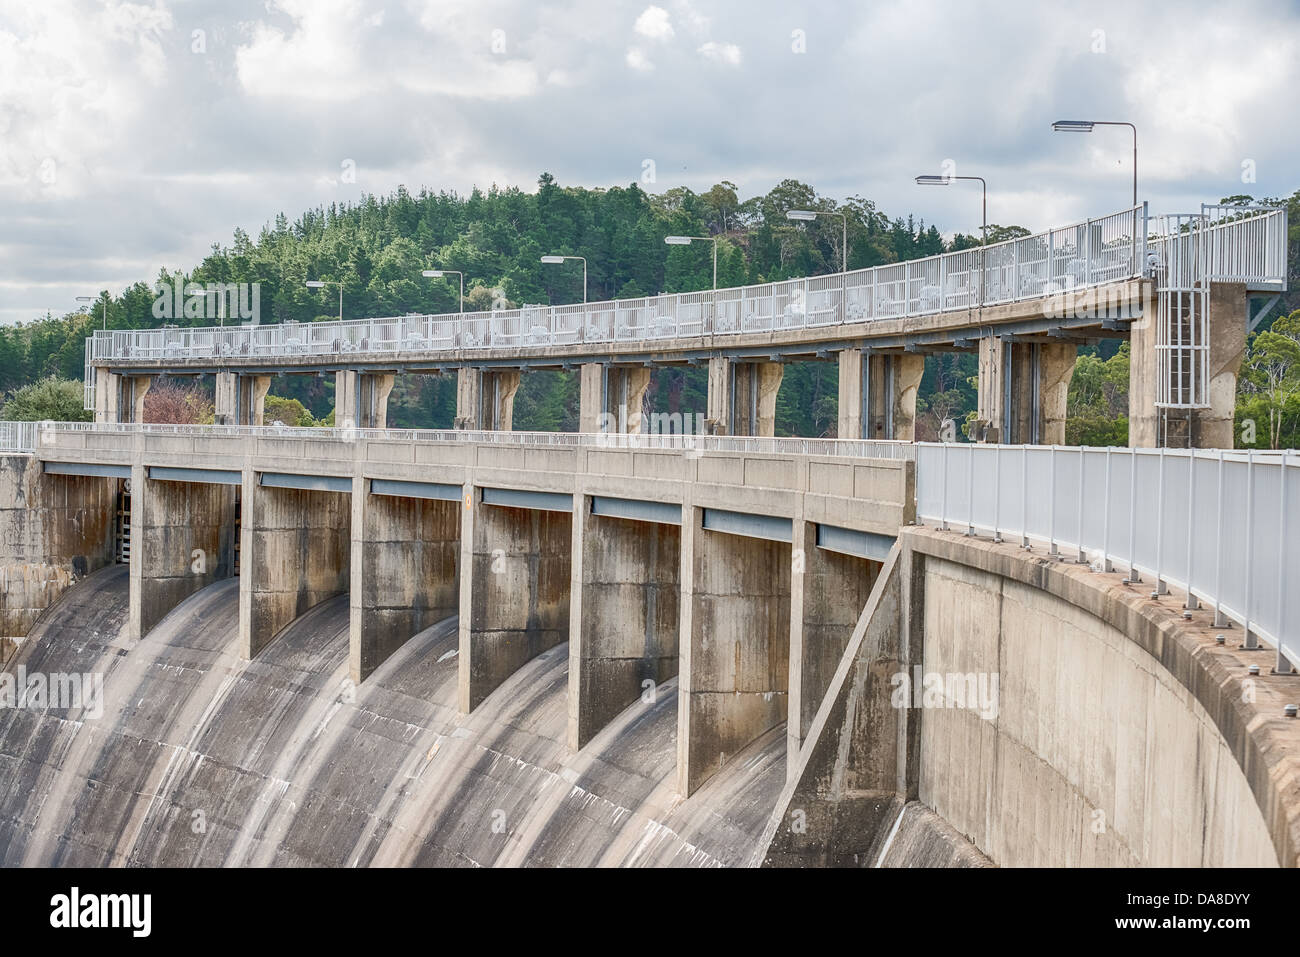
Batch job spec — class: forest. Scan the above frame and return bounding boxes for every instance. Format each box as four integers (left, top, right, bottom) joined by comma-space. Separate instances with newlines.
2, 175, 1298, 447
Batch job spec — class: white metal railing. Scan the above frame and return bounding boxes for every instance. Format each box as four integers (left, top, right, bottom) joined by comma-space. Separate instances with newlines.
33, 420, 917, 461
916, 443, 1300, 671
0, 421, 37, 453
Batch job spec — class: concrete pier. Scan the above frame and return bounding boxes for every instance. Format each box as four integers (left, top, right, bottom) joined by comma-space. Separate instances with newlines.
335, 370, 395, 429
215, 371, 271, 426
976, 339, 1076, 444
455, 368, 521, 430
837, 350, 925, 440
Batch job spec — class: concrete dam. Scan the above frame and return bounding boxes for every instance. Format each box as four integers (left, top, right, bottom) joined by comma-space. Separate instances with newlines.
2, 424, 1297, 868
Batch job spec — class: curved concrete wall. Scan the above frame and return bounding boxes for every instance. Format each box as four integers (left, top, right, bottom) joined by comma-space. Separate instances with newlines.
0, 567, 785, 866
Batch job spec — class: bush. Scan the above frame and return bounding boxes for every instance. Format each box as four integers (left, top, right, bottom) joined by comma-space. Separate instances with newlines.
0, 376, 92, 422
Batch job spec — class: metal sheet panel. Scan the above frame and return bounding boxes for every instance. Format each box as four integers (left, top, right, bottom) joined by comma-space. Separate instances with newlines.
260, 471, 351, 494
148, 465, 241, 485
481, 486, 573, 513
701, 507, 792, 543
371, 477, 462, 501
591, 495, 681, 525
43, 461, 131, 479
815, 523, 894, 562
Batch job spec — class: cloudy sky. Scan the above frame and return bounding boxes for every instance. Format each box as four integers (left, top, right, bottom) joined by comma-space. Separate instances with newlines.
1, 0, 1298, 326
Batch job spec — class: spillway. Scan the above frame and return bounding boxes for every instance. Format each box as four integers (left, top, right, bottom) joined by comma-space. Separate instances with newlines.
0, 568, 785, 867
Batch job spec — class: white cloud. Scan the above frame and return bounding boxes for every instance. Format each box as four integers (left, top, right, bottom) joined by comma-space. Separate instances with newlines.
625, 47, 654, 71
697, 41, 741, 65
634, 6, 674, 41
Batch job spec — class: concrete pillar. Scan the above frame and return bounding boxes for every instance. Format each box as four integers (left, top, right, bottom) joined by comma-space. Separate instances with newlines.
786, 518, 882, 767
1130, 281, 1245, 448
677, 508, 791, 796
454, 369, 521, 430
864, 353, 925, 441
334, 371, 395, 429
706, 357, 731, 434
93, 368, 121, 424
128, 472, 238, 640
837, 349, 864, 439
216, 372, 272, 426
975, 339, 1075, 444
458, 498, 572, 712
127, 376, 152, 423
605, 366, 652, 433
567, 494, 680, 750
238, 475, 351, 659
727, 360, 785, 436
579, 363, 602, 433
349, 481, 460, 684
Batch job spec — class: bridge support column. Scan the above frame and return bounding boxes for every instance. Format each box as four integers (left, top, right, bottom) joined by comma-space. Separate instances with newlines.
128, 469, 238, 641
567, 492, 680, 750
837, 349, 864, 439
579, 364, 602, 433
1128, 281, 1246, 448
976, 339, 1075, 444
861, 353, 924, 441
459, 497, 571, 712
349, 482, 460, 684
578, 364, 652, 434
215, 371, 272, 426
677, 508, 791, 796
239, 475, 351, 659
714, 360, 784, 436
334, 371, 395, 429
93, 369, 121, 423
787, 518, 882, 769
454, 368, 521, 431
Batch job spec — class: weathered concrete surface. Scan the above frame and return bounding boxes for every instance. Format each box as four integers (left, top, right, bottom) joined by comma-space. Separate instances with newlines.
0, 456, 116, 641
976, 339, 1076, 444
0, 568, 786, 866
787, 518, 880, 758
460, 502, 572, 712
239, 480, 350, 659
455, 368, 521, 430
866, 353, 924, 441
130, 471, 237, 640
678, 512, 790, 796
568, 507, 679, 750
350, 486, 459, 683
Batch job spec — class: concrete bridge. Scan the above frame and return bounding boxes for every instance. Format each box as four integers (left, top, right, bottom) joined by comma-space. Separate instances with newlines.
2, 421, 1298, 866
85, 204, 1288, 448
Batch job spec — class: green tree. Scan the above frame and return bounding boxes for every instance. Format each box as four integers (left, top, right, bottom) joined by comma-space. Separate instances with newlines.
0, 376, 92, 422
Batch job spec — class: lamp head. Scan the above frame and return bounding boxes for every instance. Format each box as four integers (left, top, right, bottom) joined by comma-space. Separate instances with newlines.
664, 236, 692, 245
540, 255, 566, 264
305, 281, 326, 288
1052, 120, 1095, 132
422, 270, 444, 277
786, 210, 818, 221
915, 175, 951, 186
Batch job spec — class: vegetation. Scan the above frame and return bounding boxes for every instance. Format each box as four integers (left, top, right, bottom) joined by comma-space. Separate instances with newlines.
0, 376, 91, 422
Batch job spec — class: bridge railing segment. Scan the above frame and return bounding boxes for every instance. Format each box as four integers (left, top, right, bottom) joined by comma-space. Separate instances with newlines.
916, 442, 1300, 671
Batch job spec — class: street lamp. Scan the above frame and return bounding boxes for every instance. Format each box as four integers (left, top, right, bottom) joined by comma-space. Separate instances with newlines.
786, 209, 848, 273
664, 235, 718, 289
76, 295, 107, 330
917, 173, 988, 304
540, 255, 587, 303
1052, 120, 1138, 207
305, 280, 342, 321
422, 269, 464, 313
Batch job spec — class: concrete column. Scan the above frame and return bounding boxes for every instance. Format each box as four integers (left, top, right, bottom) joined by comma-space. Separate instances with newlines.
349, 482, 460, 684
238, 475, 351, 659
1131, 281, 1245, 448
458, 498, 572, 712
93, 368, 121, 424
334, 371, 394, 429
567, 493, 680, 750
578, 363, 603, 433
454, 369, 521, 430
677, 509, 791, 796
864, 354, 925, 441
128, 376, 152, 423
706, 357, 731, 434
729, 360, 785, 436
975, 340, 1075, 444
128, 473, 238, 641
786, 518, 882, 767
606, 366, 651, 433
837, 349, 864, 439
334, 370, 359, 428
216, 372, 273, 426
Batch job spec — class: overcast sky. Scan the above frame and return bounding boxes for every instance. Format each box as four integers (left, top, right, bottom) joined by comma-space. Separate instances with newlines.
1, 0, 1297, 326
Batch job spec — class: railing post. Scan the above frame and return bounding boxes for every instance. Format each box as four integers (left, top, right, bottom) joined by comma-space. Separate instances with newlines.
1185, 451, 1200, 611
1100, 447, 1114, 572
1125, 449, 1141, 583
966, 443, 975, 536
993, 446, 1002, 543
1276, 454, 1293, 674
1244, 450, 1258, 650
1152, 448, 1168, 595
940, 441, 949, 531
1213, 450, 1229, 628
1048, 447, 1058, 558
1076, 446, 1087, 563
1021, 445, 1030, 549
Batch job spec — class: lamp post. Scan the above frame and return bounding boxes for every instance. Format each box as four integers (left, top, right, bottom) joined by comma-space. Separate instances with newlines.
786, 209, 848, 273
540, 255, 587, 303
76, 295, 107, 330
917, 173, 988, 305
664, 235, 718, 289
422, 269, 464, 313
1052, 120, 1138, 208
305, 280, 343, 321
